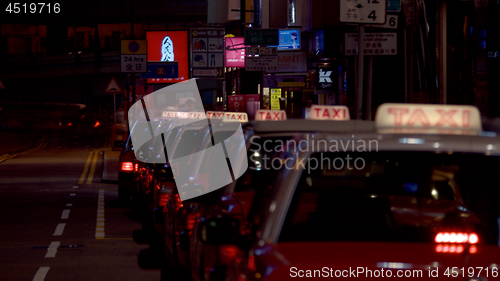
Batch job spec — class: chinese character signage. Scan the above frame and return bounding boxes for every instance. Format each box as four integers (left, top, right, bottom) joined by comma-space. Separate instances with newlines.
191, 28, 225, 79
344, 33, 397, 55
228, 95, 246, 112
146, 31, 189, 83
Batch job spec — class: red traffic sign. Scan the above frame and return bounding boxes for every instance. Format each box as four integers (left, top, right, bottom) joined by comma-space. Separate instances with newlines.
105, 77, 122, 93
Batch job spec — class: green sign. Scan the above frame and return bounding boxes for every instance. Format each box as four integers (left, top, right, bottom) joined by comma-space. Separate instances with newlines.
387, 0, 401, 12
244, 29, 279, 46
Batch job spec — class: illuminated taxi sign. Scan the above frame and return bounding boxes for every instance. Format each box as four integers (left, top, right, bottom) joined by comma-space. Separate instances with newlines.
255, 110, 287, 121
188, 111, 207, 119
162, 111, 178, 118
309, 105, 350, 120
206, 111, 225, 119
375, 103, 482, 131
177, 112, 189, 119
223, 112, 249, 122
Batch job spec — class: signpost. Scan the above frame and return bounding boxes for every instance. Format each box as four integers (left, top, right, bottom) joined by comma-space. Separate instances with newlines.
344, 33, 397, 55
245, 56, 279, 71
340, 0, 387, 120
244, 29, 279, 46
120, 40, 147, 73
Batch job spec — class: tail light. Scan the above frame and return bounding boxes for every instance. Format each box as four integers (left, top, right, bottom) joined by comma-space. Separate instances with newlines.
134, 163, 139, 172
187, 213, 197, 230
435, 231, 479, 254
218, 245, 239, 266
159, 193, 169, 207
94, 121, 100, 128
121, 162, 134, 172
434, 232, 479, 244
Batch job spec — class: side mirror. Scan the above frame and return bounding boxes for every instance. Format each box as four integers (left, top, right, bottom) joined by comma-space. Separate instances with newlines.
200, 217, 240, 245
114, 140, 125, 148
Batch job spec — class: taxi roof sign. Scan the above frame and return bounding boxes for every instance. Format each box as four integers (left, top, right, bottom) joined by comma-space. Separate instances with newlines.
162, 111, 178, 118
206, 111, 225, 119
309, 105, 350, 120
375, 103, 482, 132
188, 112, 207, 119
255, 110, 287, 121
223, 112, 249, 122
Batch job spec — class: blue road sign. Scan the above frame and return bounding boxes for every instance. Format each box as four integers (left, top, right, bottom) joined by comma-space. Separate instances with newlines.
141, 62, 179, 79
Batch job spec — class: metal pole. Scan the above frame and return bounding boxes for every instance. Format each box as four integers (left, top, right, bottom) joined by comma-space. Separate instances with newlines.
365, 55, 373, 120
356, 24, 365, 119
439, 1, 447, 104
404, 28, 408, 103
113, 93, 117, 124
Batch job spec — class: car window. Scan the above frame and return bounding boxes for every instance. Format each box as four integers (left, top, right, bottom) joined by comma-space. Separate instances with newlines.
278, 152, 500, 245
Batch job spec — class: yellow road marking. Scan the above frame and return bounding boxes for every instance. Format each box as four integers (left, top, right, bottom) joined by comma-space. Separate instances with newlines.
78, 151, 94, 184
78, 147, 107, 184
86, 150, 100, 184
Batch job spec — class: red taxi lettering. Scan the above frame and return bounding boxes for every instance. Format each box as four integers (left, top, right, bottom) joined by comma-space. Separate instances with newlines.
386, 108, 471, 127
435, 110, 458, 127
388, 108, 410, 125
407, 109, 430, 126
463, 110, 470, 127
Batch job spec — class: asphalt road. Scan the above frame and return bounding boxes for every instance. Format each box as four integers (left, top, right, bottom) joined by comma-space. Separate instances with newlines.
0, 133, 161, 281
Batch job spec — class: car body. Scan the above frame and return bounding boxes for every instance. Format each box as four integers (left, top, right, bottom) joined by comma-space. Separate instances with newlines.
189, 108, 376, 281
222, 103, 500, 281
118, 118, 164, 204
162, 112, 250, 271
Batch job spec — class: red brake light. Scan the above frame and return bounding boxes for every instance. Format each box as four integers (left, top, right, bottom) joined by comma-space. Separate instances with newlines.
121, 162, 134, 171
468, 233, 479, 244
186, 213, 197, 230
94, 121, 100, 128
434, 232, 477, 244
159, 193, 169, 207
134, 163, 139, 172
247, 255, 256, 271
219, 245, 239, 266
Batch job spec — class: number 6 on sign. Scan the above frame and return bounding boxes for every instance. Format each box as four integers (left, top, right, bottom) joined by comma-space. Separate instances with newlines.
340, 0, 387, 24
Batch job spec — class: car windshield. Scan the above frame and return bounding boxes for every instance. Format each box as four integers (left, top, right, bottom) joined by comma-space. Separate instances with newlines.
278, 151, 500, 245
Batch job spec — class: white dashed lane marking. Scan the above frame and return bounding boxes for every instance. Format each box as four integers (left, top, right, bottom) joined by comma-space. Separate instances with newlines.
32, 266, 50, 281
53, 223, 66, 236
66, 203, 72, 207
44, 241, 60, 258
72, 186, 78, 189
69, 193, 76, 197
61, 209, 70, 219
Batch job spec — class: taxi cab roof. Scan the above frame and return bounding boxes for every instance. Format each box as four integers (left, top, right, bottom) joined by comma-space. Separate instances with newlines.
249, 119, 375, 134
296, 103, 499, 154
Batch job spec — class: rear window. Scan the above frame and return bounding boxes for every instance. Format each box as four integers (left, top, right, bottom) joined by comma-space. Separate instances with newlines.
233, 136, 293, 193
278, 152, 500, 245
